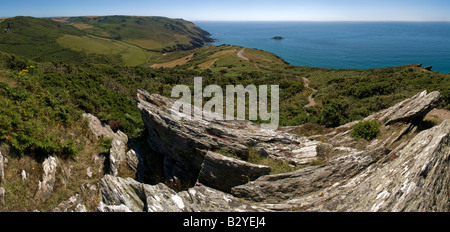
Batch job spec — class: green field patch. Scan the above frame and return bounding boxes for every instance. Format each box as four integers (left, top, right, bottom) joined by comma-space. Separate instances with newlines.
56, 35, 152, 66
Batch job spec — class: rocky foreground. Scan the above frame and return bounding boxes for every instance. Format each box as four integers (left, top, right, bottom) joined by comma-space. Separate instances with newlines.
93, 89, 448, 212
4, 90, 444, 212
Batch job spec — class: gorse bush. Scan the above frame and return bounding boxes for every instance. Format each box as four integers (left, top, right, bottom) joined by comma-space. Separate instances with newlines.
350, 120, 381, 141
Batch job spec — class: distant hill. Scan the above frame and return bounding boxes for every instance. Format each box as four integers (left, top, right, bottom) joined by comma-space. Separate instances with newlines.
0, 16, 214, 66
64, 16, 213, 52
0, 16, 90, 64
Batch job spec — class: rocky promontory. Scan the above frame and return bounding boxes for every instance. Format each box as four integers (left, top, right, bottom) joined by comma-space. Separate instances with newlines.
95, 89, 449, 212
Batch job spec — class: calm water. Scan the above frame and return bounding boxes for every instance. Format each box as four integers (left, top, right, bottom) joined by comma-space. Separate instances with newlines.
194, 21, 450, 73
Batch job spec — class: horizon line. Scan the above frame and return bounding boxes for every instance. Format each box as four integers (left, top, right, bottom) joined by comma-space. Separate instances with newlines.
1, 15, 450, 23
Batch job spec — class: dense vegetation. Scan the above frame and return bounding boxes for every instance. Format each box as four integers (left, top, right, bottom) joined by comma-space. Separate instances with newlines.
350, 120, 381, 141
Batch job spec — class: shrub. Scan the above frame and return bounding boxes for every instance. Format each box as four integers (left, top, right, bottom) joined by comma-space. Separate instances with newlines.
350, 120, 380, 141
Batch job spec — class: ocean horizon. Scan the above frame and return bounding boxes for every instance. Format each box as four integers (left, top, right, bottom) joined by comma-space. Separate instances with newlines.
194, 21, 450, 74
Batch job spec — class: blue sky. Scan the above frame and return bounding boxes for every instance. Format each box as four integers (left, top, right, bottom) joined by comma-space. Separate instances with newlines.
1, 0, 449, 21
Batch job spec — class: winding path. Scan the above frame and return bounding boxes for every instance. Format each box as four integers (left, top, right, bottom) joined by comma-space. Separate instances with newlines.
237, 48, 249, 61
303, 77, 318, 108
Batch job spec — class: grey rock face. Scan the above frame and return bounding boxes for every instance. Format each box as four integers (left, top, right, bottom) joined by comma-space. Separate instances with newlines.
376, 90, 441, 125
108, 131, 128, 176
99, 174, 145, 212
231, 148, 389, 202
98, 174, 268, 212
135, 89, 448, 212
232, 120, 450, 212
35, 156, 58, 201
126, 150, 139, 172
82, 113, 129, 176
137, 89, 327, 185
198, 151, 271, 193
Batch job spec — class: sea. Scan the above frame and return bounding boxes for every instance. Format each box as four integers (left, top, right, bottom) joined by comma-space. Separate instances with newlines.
194, 21, 450, 74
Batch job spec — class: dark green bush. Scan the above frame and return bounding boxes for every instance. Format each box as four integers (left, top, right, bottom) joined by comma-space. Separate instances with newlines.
350, 120, 380, 141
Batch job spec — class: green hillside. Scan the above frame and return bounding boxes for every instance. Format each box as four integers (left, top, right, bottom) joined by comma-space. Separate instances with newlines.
0, 16, 213, 66
0, 16, 89, 63
65, 16, 213, 52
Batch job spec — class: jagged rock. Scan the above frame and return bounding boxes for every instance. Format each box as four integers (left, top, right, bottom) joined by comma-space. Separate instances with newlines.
34, 156, 58, 201
21, 170, 27, 180
231, 148, 389, 202
82, 113, 116, 139
234, 120, 450, 212
0, 187, 5, 206
86, 167, 93, 178
375, 90, 441, 125
0, 152, 5, 185
198, 151, 271, 193
137, 89, 328, 185
109, 132, 128, 176
126, 149, 139, 172
99, 174, 145, 212
82, 113, 129, 176
52, 194, 83, 212
98, 174, 268, 212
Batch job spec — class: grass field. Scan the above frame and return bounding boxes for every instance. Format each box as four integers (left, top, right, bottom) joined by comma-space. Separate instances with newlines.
57, 34, 155, 66
65, 16, 212, 52
150, 53, 194, 68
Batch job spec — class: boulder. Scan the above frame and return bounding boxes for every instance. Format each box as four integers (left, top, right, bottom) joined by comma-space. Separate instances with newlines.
137, 89, 329, 185
198, 151, 271, 193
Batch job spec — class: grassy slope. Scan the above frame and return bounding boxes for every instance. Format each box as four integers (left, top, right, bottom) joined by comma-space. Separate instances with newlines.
65, 16, 213, 52
0, 16, 213, 66
0, 16, 88, 64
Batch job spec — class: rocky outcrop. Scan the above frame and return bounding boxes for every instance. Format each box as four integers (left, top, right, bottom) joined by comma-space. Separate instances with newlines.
232, 120, 449, 212
198, 151, 271, 193
98, 174, 268, 212
34, 156, 58, 201
231, 148, 389, 202
137, 89, 329, 186
52, 194, 87, 212
82, 113, 129, 177
374, 90, 441, 125
135, 89, 448, 212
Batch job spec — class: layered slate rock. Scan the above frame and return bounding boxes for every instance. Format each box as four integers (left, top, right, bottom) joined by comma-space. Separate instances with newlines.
98, 174, 268, 212
198, 151, 271, 193
231, 148, 389, 203
137, 89, 327, 186
232, 120, 450, 212
375, 90, 441, 125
